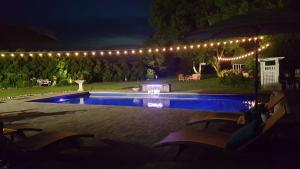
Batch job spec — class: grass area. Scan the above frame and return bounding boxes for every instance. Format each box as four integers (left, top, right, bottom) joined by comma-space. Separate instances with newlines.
0, 77, 254, 100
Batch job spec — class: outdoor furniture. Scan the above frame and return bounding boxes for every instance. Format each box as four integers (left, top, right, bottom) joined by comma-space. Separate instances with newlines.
186, 91, 284, 127
154, 104, 286, 158
1, 123, 94, 166
178, 74, 185, 81
187, 74, 201, 80
37, 79, 51, 86
132, 87, 140, 92
3, 127, 43, 142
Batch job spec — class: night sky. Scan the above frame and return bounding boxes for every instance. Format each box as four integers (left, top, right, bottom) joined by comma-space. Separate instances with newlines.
1, 0, 153, 50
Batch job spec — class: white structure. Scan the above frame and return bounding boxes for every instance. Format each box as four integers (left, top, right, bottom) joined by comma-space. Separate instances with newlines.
258, 57, 284, 88
232, 64, 245, 71
75, 80, 85, 92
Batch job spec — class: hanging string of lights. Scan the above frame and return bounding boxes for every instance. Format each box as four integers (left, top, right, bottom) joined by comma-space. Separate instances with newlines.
0, 36, 265, 58
218, 43, 271, 61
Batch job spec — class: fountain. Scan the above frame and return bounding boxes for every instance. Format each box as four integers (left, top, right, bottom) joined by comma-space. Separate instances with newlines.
142, 84, 171, 93
75, 80, 85, 92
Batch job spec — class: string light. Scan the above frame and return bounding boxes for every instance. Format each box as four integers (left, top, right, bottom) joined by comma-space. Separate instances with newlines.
1, 35, 265, 57
219, 43, 270, 61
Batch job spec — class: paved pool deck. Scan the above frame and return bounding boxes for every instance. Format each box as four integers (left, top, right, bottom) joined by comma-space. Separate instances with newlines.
0, 91, 297, 169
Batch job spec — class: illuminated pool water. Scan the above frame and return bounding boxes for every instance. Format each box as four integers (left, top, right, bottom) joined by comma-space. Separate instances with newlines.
32, 92, 255, 112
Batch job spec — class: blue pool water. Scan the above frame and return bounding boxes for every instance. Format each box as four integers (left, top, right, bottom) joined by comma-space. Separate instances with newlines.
32, 92, 255, 112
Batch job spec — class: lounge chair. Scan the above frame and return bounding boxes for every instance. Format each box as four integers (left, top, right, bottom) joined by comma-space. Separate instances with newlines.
1, 123, 94, 167
155, 104, 286, 158
178, 74, 185, 81
187, 74, 201, 80
186, 91, 284, 127
3, 127, 43, 142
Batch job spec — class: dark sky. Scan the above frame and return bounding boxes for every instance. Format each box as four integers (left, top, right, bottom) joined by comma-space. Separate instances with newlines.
1, 0, 153, 50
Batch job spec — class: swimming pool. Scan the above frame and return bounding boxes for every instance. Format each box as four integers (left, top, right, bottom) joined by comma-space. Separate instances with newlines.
32, 92, 254, 112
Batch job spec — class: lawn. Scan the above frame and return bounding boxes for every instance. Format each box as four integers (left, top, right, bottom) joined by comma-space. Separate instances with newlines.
0, 77, 254, 100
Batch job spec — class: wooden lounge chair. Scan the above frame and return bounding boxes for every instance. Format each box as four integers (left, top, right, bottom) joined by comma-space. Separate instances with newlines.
1, 123, 94, 167
155, 104, 286, 158
178, 74, 185, 81
3, 127, 43, 142
187, 73, 201, 80
186, 92, 284, 127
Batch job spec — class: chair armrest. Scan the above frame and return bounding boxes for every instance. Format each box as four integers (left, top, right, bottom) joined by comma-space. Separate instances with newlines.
16, 128, 43, 132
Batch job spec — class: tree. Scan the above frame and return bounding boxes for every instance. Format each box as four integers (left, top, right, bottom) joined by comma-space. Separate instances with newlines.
150, 0, 286, 44
149, 0, 286, 75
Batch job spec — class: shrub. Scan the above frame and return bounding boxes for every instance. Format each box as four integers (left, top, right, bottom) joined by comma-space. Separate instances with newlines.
0, 73, 30, 88
57, 79, 72, 86
146, 68, 155, 79
219, 69, 246, 85
0, 54, 148, 87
